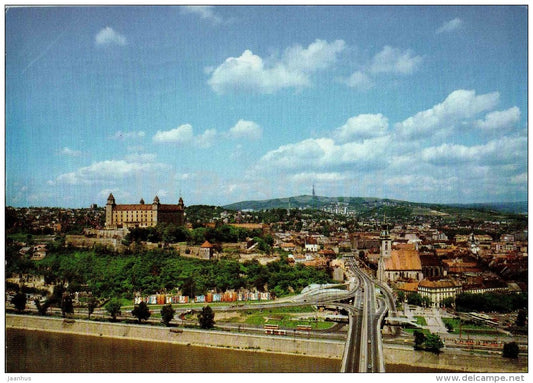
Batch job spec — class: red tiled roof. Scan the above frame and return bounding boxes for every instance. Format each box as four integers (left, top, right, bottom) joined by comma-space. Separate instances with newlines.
385, 244, 422, 271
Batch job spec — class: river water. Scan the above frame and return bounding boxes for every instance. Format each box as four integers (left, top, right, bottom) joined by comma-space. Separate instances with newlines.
6, 329, 341, 373
6, 328, 464, 373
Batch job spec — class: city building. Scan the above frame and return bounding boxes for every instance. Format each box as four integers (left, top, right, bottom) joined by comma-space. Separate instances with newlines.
383, 243, 423, 283
418, 278, 462, 305
199, 240, 214, 260
105, 193, 185, 229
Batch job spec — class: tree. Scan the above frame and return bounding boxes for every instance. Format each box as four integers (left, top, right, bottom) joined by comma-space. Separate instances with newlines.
161, 304, 176, 326
441, 297, 455, 309
11, 291, 27, 313
61, 293, 74, 318
413, 330, 444, 354
198, 305, 215, 329
424, 333, 444, 354
105, 298, 122, 321
407, 292, 423, 306
502, 342, 520, 358
87, 296, 98, 319
396, 291, 405, 304
131, 301, 151, 323
413, 330, 426, 350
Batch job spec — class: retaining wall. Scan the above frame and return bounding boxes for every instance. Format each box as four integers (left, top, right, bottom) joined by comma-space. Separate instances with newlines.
6, 314, 344, 359
6, 315, 527, 372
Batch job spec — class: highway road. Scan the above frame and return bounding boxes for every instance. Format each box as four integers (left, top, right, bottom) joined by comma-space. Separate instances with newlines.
340, 258, 396, 372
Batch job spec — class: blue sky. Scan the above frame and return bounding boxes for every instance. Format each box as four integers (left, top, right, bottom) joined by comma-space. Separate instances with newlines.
6, 5, 527, 208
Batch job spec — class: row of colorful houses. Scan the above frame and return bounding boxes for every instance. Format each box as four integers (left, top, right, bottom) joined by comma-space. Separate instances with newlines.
134, 291, 272, 305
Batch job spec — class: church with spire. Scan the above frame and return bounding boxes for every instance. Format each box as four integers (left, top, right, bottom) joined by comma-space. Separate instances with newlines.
105, 193, 185, 229
377, 221, 392, 282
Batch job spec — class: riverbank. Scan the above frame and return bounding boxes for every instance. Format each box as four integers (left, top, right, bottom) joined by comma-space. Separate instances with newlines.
6, 314, 344, 359
6, 314, 527, 372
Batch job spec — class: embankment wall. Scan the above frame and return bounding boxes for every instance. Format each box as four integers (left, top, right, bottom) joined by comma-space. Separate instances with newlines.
6, 314, 344, 359
6, 314, 527, 372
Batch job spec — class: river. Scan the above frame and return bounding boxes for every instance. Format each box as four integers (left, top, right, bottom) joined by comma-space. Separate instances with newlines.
6, 328, 468, 373
6, 328, 341, 373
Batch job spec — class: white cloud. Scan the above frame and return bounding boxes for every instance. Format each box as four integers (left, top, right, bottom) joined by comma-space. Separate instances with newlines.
342, 71, 374, 90
510, 172, 527, 184
181, 6, 223, 24
95, 27, 127, 46
56, 159, 170, 185
124, 152, 157, 162
421, 136, 526, 166
153, 124, 218, 148
395, 89, 500, 139
436, 18, 463, 34
196, 129, 218, 148
208, 39, 345, 94
110, 131, 146, 140
369, 46, 423, 75
282, 39, 346, 73
153, 124, 194, 144
243, 87, 525, 204
474, 107, 520, 132
255, 136, 389, 173
228, 120, 262, 140
59, 147, 82, 157
334, 114, 388, 142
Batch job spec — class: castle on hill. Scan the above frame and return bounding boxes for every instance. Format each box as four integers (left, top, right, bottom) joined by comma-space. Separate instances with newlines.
105, 193, 185, 229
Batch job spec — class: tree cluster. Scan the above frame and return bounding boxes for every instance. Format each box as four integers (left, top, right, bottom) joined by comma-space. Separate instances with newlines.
413, 330, 444, 354
31, 248, 332, 299
455, 292, 527, 313
123, 223, 265, 247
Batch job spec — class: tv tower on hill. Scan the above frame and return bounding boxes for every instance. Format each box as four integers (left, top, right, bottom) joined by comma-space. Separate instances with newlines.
312, 183, 316, 198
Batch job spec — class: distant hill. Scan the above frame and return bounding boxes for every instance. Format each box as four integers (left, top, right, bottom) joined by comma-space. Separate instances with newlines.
223, 195, 377, 211
448, 201, 528, 215
223, 195, 528, 217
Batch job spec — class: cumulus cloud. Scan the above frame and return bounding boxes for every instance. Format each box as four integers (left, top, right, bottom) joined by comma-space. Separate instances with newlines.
243, 87, 524, 203
254, 136, 390, 173
153, 124, 194, 144
59, 147, 82, 157
181, 6, 223, 24
341, 45, 422, 91
95, 27, 127, 46
56, 160, 170, 185
474, 107, 520, 132
124, 152, 157, 162
207, 39, 346, 94
420, 136, 526, 166
228, 120, 262, 140
334, 114, 388, 142
369, 46, 423, 75
153, 124, 218, 148
342, 71, 374, 90
436, 18, 463, 34
196, 129, 218, 148
394, 89, 500, 139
